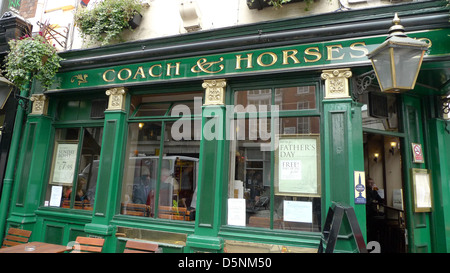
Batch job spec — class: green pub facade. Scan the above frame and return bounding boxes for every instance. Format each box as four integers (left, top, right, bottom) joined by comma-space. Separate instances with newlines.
0, 1, 449, 253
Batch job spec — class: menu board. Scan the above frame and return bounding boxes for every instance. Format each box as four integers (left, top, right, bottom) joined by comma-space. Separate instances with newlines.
51, 143, 78, 185
275, 135, 320, 196
412, 168, 432, 212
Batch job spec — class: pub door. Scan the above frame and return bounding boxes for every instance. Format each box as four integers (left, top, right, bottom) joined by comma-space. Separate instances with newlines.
364, 132, 407, 253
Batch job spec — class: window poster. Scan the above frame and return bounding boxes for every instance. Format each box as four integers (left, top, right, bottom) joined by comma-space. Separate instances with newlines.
275, 135, 320, 196
51, 143, 78, 185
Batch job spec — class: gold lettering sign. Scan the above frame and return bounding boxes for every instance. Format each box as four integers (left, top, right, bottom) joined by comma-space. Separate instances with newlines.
235, 53, 253, 69
191, 57, 224, 74
54, 29, 441, 90
166, 63, 181, 76
326, 45, 345, 61
149, 64, 163, 77
87, 33, 432, 87
282, 49, 301, 65
257, 52, 278, 67
304, 47, 322, 63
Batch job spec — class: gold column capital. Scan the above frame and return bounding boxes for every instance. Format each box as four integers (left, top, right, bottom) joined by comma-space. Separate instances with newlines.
202, 79, 226, 106
30, 94, 48, 115
321, 68, 352, 99
105, 87, 127, 111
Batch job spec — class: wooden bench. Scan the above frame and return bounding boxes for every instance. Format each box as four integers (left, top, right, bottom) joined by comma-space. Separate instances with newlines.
121, 203, 151, 217
72, 236, 105, 253
158, 206, 191, 221
124, 240, 159, 253
1, 228, 32, 248
61, 200, 93, 210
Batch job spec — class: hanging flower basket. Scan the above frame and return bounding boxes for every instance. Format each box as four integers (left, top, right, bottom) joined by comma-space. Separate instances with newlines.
247, 0, 312, 10
3, 32, 63, 90
74, 0, 144, 46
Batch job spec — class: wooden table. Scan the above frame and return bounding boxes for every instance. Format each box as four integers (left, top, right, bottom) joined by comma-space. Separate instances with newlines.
0, 242, 70, 253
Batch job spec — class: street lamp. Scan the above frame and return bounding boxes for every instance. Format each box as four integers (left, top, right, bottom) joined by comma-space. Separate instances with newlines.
367, 13, 430, 93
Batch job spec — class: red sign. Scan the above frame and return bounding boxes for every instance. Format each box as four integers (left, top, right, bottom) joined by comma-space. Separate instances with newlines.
412, 143, 424, 163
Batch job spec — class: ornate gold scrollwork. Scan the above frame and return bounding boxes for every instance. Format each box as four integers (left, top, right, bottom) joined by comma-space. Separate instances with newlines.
202, 79, 226, 106
321, 68, 352, 99
191, 57, 224, 74
105, 87, 127, 111
71, 74, 89, 85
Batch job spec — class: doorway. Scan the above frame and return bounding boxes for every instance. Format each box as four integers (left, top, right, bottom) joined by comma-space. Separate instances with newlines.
364, 132, 407, 253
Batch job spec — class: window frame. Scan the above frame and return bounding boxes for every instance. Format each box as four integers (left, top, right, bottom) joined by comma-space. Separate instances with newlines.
45, 123, 104, 210
224, 76, 323, 235
119, 89, 203, 223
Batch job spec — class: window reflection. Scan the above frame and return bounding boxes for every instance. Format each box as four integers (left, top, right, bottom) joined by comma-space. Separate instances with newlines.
228, 86, 321, 232
45, 127, 103, 210
121, 92, 201, 221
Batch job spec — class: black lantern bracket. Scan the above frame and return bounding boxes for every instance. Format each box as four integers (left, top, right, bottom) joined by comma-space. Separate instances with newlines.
352, 70, 378, 101
14, 91, 30, 111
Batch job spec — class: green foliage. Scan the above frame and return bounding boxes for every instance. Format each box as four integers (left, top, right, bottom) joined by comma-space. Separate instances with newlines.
267, 0, 292, 9
252, 0, 316, 10
4, 33, 63, 90
74, 0, 143, 46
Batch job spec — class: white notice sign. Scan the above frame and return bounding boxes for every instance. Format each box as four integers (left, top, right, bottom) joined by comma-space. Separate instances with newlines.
227, 199, 246, 226
283, 200, 313, 223
49, 185, 63, 207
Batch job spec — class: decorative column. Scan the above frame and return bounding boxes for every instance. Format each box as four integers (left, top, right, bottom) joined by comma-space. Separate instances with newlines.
203, 79, 226, 105
321, 68, 367, 251
321, 68, 352, 99
186, 79, 227, 253
85, 87, 128, 252
0, 93, 52, 237
105, 87, 126, 111
30, 94, 48, 115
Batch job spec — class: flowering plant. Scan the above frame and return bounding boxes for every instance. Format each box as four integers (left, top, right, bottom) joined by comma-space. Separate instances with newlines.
3, 32, 63, 90
74, 0, 143, 46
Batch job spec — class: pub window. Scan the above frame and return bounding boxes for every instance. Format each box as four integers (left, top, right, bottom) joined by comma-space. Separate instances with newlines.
121, 91, 202, 221
228, 85, 321, 232
44, 127, 103, 210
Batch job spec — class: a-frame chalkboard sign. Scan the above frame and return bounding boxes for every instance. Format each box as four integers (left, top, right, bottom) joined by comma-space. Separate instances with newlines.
318, 202, 367, 253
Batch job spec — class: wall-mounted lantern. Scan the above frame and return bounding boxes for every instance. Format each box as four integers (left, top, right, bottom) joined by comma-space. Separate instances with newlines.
367, 13, 430, 93
389, 141, 397, 155
373, 153, 379, 163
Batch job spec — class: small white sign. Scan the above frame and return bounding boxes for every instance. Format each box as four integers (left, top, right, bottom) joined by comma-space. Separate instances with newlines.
49, 185, 63, 207
283, 200, 312, 223
227, 199, 246, 226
